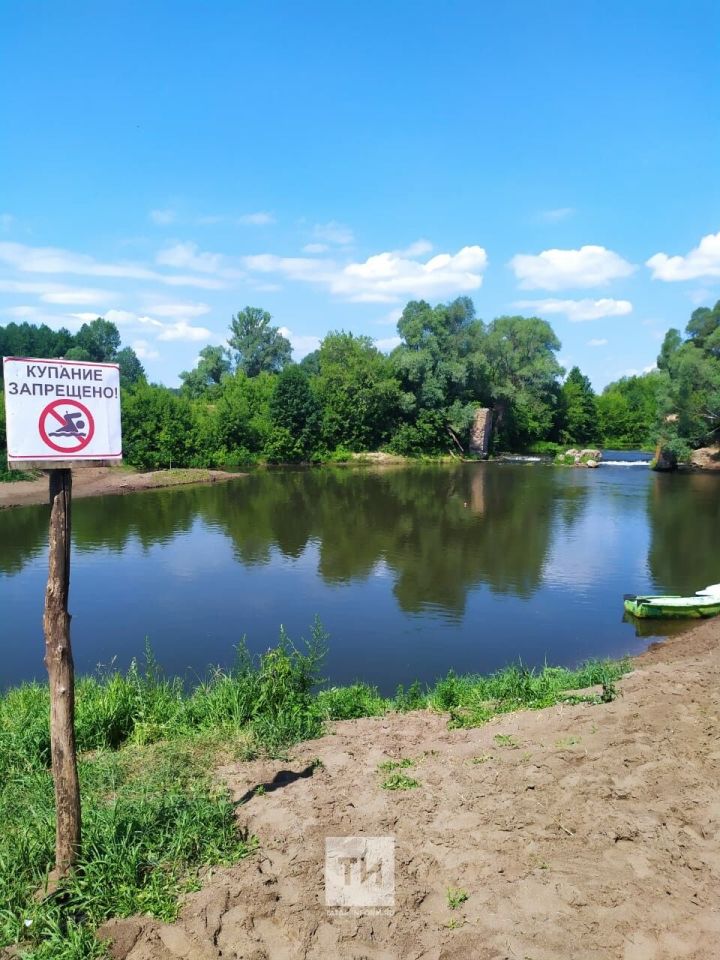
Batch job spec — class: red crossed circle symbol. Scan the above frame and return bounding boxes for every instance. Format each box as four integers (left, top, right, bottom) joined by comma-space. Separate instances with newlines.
39, 399, 95, 454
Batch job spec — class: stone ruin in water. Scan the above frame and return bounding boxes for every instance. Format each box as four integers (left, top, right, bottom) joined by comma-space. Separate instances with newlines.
469, 408, 493, 457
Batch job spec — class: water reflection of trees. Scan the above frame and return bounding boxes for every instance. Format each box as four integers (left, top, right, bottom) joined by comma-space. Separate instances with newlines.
73, 489, 197, 553
647, 473, 720, 594
0, 504, 48, 575
1, 465, 589, 615
194, 466, 566, 613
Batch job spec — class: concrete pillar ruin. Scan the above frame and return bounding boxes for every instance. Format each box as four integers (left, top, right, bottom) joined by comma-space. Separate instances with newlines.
469, 407, 492, 457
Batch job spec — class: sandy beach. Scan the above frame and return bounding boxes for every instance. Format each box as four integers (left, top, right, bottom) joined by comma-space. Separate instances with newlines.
0, 468, 242, 509
98, 618, 720, 960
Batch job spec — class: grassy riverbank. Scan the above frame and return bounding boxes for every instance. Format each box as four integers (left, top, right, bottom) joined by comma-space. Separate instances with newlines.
0, 624, 628, 960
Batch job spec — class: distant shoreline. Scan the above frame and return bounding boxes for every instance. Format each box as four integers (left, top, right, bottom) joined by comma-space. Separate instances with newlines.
0, 466, 243, 509
2, 447, 717, 510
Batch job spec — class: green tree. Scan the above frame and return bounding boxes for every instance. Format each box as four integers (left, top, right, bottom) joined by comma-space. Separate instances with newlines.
121, 384, 196, 469
390, 297, 487, 453
315, 332, 401, 451
228, 307, 292, 377
180, 345, 231, 398
557, 366, 597, 444
212, 371, 275, 461
686, 300, 720, 353
0, 322, 74, 382
654, 305, 720, 461
483, 315, 563, 449
74, 318, 122, 362
116, 346, 146, 385
596, 373, 660, 447
299, 350, 321, 376
266, 365, 322, 461
657, 328, 682, 372
63, 346, 93, 362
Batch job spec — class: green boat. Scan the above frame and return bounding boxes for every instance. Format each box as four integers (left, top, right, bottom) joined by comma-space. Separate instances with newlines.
624, 584, 720, 619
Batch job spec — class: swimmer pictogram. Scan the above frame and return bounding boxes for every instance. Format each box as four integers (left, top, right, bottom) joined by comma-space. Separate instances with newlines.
39, 399, 96, 454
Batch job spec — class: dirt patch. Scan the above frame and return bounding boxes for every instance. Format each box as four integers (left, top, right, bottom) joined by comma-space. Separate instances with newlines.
100, 621, 720, 959
0, 467, 243, 509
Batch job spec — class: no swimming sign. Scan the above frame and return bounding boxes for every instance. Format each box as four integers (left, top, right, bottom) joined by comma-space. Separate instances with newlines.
3, 356, 123, 466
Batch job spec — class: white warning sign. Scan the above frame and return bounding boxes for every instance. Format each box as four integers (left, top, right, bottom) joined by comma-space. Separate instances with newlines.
3, 357, 122, 464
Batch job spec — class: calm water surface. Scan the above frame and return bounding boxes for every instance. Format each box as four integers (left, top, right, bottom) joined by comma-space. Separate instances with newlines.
2, 460, 719, 693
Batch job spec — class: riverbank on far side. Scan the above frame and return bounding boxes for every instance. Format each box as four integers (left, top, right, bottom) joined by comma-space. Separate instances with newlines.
0, 467, 243, 509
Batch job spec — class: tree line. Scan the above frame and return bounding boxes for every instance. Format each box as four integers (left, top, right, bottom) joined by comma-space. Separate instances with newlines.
1, 298, 719, 472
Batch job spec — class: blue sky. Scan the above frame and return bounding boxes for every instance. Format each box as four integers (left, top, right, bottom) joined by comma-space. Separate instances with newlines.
1, 0, 718, 389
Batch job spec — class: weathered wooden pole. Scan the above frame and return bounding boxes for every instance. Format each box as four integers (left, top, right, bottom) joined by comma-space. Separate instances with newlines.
5, 355, 122, 880
43, 468, 81, 877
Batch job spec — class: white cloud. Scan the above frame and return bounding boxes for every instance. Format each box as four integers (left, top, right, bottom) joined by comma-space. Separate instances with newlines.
131, 339, 160, 360
0, 241, 225, 289
588, 338, 608, 347
2, 305, 40, 318
1, 304, 86, 329
155, 319, 212, 342
41, 288, 111, 305
646, 231, 720, 281
397, 239, 433, 257
514, 297, 633, 322
244, 245, 488, 303
129, 313, 212, 342
238, 211, 275, 225
374, 335, 401, 352
245, 254, 321, 282
302, 243, 329, 254
312, 221, 354, 246
127, 313, 212, 342
619, 364, 657, 378
155, 242, 243, 281
150, 208, 177, 225
374, 307, 403, 327
66, 305, 213, 344
510, 245, 636, 290
0, 279, 114, 304
142, 300, 211, 318
277, 326, 320, 359
103, 309, 138, 326
538, 207, 574, 223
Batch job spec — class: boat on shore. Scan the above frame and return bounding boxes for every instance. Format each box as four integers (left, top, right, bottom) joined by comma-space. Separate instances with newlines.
624, 584, 720, 619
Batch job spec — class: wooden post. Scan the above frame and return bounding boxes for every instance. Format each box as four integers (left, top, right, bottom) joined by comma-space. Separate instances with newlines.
43, 468, 81, 877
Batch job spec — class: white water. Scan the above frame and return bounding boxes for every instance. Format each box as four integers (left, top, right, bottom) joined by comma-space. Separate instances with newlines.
498, 455, 545, 463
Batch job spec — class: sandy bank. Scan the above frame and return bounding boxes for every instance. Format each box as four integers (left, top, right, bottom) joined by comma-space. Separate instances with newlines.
101, 618, 720, 960
0, 467, 243, 509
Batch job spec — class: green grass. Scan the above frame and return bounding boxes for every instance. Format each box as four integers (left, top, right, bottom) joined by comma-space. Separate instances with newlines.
0, 737, 256, 960
377, 758, 416, 773
0, 623, 328, 960
378, 758, 419, 789
380, 772, 420, 791
447, 887, 469, 910
318, 659, 629, 729
0, 623, 630, 959
0, 465, 39, 482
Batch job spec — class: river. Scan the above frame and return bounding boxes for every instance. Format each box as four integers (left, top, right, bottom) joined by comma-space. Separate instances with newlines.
2, 458, 719, 693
